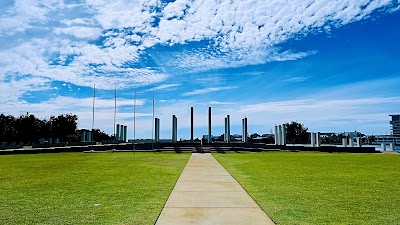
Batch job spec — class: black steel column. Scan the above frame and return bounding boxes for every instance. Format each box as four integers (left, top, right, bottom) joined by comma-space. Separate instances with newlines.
191, 107, 194, 143
227, 115, 230, 143
208, 107, 212, 143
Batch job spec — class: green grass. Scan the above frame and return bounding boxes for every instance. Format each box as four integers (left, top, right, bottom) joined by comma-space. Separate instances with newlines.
0, 152, 190, 224
214, 152, 400, 224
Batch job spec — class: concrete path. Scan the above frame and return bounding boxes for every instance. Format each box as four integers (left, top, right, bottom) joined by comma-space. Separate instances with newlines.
156, 153, 274, 225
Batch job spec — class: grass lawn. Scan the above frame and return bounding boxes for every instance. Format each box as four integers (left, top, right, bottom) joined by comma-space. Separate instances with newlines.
214, 152, 400, 224
0, 152, 190, 224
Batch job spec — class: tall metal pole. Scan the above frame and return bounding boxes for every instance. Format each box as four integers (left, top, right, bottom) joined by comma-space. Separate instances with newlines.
191, 107, 194, 143
208, 107, 212, 143
134, 87, 136, 141
227, 115, 230, 143
113, 86, 116, 141
92, 84, 95, 147
152, 91, 154, 150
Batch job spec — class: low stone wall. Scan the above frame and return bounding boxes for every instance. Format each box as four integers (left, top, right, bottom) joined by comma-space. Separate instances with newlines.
0, 142, 379, 155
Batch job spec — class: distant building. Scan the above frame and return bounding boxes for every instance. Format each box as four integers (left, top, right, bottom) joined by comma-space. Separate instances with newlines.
378, 115, 400, 144
374, 135, 399, 144
232, 134, 242, 138
261, 134, 274, 138
202, 135, 219, 140
232, 134, 242, 142
341, 131, 363, 138
390, 114, 400, 137
320, 133, 337, 138
373, 115, 400, 144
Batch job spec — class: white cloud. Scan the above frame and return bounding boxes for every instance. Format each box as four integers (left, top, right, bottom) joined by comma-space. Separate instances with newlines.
0, 76, 51, 102
182, 86, 237, 96
60, 18, 93, 26
208, 101, 234, 105
45, 96, 145, 109
238, 97, 400, 115
0, 0, 55, 35
148, 83, 181, 91
54, 27, 102, 39
0, 38, 168, 90
283, 76, 311, 82
1, 0, 397, 87
166, 49, 317, 73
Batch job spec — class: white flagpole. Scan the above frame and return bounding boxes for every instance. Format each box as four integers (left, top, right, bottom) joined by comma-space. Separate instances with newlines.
133, 87, 136, 151
152, 91, 154, 151
134, 88, 136, 141
92, 84, 96, 147
113, 86, 117, 142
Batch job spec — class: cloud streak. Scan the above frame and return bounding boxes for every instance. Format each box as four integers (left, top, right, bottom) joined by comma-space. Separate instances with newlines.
182, 86, 237, 96
148, 83, 181, 91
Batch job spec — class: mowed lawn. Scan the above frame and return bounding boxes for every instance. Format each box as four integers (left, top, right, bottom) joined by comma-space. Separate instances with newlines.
0, 152, 190, 224
214, 152, 400, 224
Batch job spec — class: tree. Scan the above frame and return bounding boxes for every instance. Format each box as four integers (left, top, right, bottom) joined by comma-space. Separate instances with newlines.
250, 133, 260, 139
367, 135, 376, 144
0, 114, 16, 142
92, 129, 112, 142
0, 113, 111, 144
285, 121, 309, 144
14, 113, 42, 144
38, 118, 51, 139
262, 135, 275, 144
50, 114, 78, 142
216, 134, 225, 142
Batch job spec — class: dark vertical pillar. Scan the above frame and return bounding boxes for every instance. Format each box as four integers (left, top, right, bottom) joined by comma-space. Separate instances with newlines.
224, 117, 228, 142
244, 117, 248, 143
172, 115, 177, 143
242, 118, 245, 142
123, 125, 127, 142
227, 115, 230, 143
191, 107, 194, 143
155, 118, 160, 143
208, 107, 212, 143
116, 124, 120, 141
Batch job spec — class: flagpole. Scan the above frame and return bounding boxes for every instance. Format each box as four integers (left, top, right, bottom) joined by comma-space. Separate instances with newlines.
152, 91, 154, 151
134, 87, 136, 141
92, 84, 96, 148
133, 87, 136, 151
113, 86, 116, 142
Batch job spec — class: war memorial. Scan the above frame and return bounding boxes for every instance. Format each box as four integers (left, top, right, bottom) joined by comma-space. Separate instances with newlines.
1, 1, 400, 224
1, 105, 390, 155
1, 107, 399, 224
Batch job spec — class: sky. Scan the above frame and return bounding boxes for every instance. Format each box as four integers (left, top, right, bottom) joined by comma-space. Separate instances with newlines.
0, 0, 399, 139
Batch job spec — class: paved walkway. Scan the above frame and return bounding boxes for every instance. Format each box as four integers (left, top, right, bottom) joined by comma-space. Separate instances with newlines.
156, 153, 274, 225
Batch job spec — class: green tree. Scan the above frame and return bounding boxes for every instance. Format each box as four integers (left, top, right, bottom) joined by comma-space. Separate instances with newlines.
49, 114, 78, 142
250, 133, 260, 138
14, 113, 42, 144
367, 135, 376, 144
92, 129, 112, 142
0, 114, 16, 142
38, 118, 51, 139
0, 113, 114, 144
285, 121, 309, 144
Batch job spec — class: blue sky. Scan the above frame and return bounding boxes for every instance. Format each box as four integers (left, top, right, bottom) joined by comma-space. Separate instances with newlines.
0, 0, 399, 139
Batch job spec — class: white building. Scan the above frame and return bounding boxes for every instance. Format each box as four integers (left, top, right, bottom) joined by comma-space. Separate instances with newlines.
374, 115, 400, 144
375, 135, 400, 144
